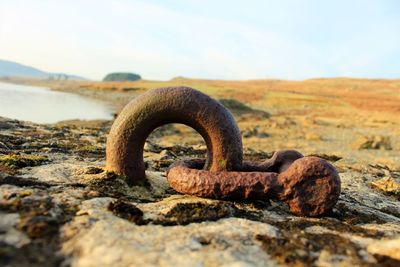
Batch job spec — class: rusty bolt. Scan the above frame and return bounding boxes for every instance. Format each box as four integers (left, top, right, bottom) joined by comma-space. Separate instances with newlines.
106, 86, 243, 185
167, 155, 341, 216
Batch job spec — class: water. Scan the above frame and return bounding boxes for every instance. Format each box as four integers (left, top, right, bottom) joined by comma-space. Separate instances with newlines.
0, 81, 113, 124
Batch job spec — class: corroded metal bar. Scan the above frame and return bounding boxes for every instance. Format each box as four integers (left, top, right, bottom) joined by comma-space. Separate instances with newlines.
106, 86, 243, 185
167, 156, 341, 217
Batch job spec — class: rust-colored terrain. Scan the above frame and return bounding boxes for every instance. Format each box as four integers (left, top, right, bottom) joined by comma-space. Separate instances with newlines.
9, 77, 400, 169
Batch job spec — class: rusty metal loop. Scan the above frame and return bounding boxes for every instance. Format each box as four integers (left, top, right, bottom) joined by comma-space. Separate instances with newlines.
106, 86, 243, 185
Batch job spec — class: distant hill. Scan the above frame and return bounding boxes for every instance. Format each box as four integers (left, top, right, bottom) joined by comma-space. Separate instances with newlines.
0, 59, 86, 80
103, 72, 141, 81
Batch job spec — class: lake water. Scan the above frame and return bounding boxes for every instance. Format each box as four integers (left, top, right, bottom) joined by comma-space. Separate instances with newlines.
0, 81, 113, 124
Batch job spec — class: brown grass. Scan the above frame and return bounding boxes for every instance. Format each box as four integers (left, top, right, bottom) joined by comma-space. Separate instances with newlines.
5, 76, 400, 121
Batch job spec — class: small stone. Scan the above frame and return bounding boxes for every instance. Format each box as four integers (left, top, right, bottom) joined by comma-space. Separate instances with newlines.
144, 142, 162, 153
86, 191, 100, 198
0, 141, 10, 150
305, 132, 322, 141
159, 149, 176, 160
257, 132, 270, 138
367, 238, 400, 260
84, 166, 104, 174
241, 127, 269, 138
0, 212, 31, 248
295, 249, 308, 258
19, 215, 59, 238
242, 129, 256, 138
369, 177, 400, 196
315, 249, 353, 267
107, 199, 144, 224
351, 135, 392, 150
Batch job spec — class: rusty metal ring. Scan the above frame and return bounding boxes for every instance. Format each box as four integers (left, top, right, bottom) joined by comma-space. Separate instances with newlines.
106, 86, 243, 185
105, 86, 341, 216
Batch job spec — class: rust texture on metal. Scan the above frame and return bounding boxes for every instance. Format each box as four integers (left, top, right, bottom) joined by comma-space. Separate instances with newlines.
167, 155, 341, 217
106, 86, 341, 216
106, 86, 243, 185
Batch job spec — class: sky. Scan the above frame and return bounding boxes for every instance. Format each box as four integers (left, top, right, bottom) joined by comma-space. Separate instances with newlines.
0, 0, 399, 80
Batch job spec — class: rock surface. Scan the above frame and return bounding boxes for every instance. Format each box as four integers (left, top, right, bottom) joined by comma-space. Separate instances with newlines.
0, 116, 399, 267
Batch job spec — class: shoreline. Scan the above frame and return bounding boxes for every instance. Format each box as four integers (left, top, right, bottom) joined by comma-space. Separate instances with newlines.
0, 78, 133, 113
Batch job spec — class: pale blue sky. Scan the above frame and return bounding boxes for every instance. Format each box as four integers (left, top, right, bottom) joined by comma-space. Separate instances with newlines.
0, 0, 399, 80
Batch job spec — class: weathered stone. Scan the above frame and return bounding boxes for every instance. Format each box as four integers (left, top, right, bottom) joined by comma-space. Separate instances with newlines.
351, 135, 392, 150
369, 177, 400, 197
0, 212, 30, 247
1, 115, 400, 266
62, 197, 279, 267
367, 238, 400, 260
305, 132, 322, 141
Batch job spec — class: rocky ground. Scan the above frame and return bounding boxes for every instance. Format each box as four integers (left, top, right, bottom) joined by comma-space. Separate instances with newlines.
1, 77, 400, 266
1, 104, 399, 266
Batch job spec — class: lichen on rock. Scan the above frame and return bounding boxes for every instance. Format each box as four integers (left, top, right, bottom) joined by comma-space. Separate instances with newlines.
0, 154, 48, 170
